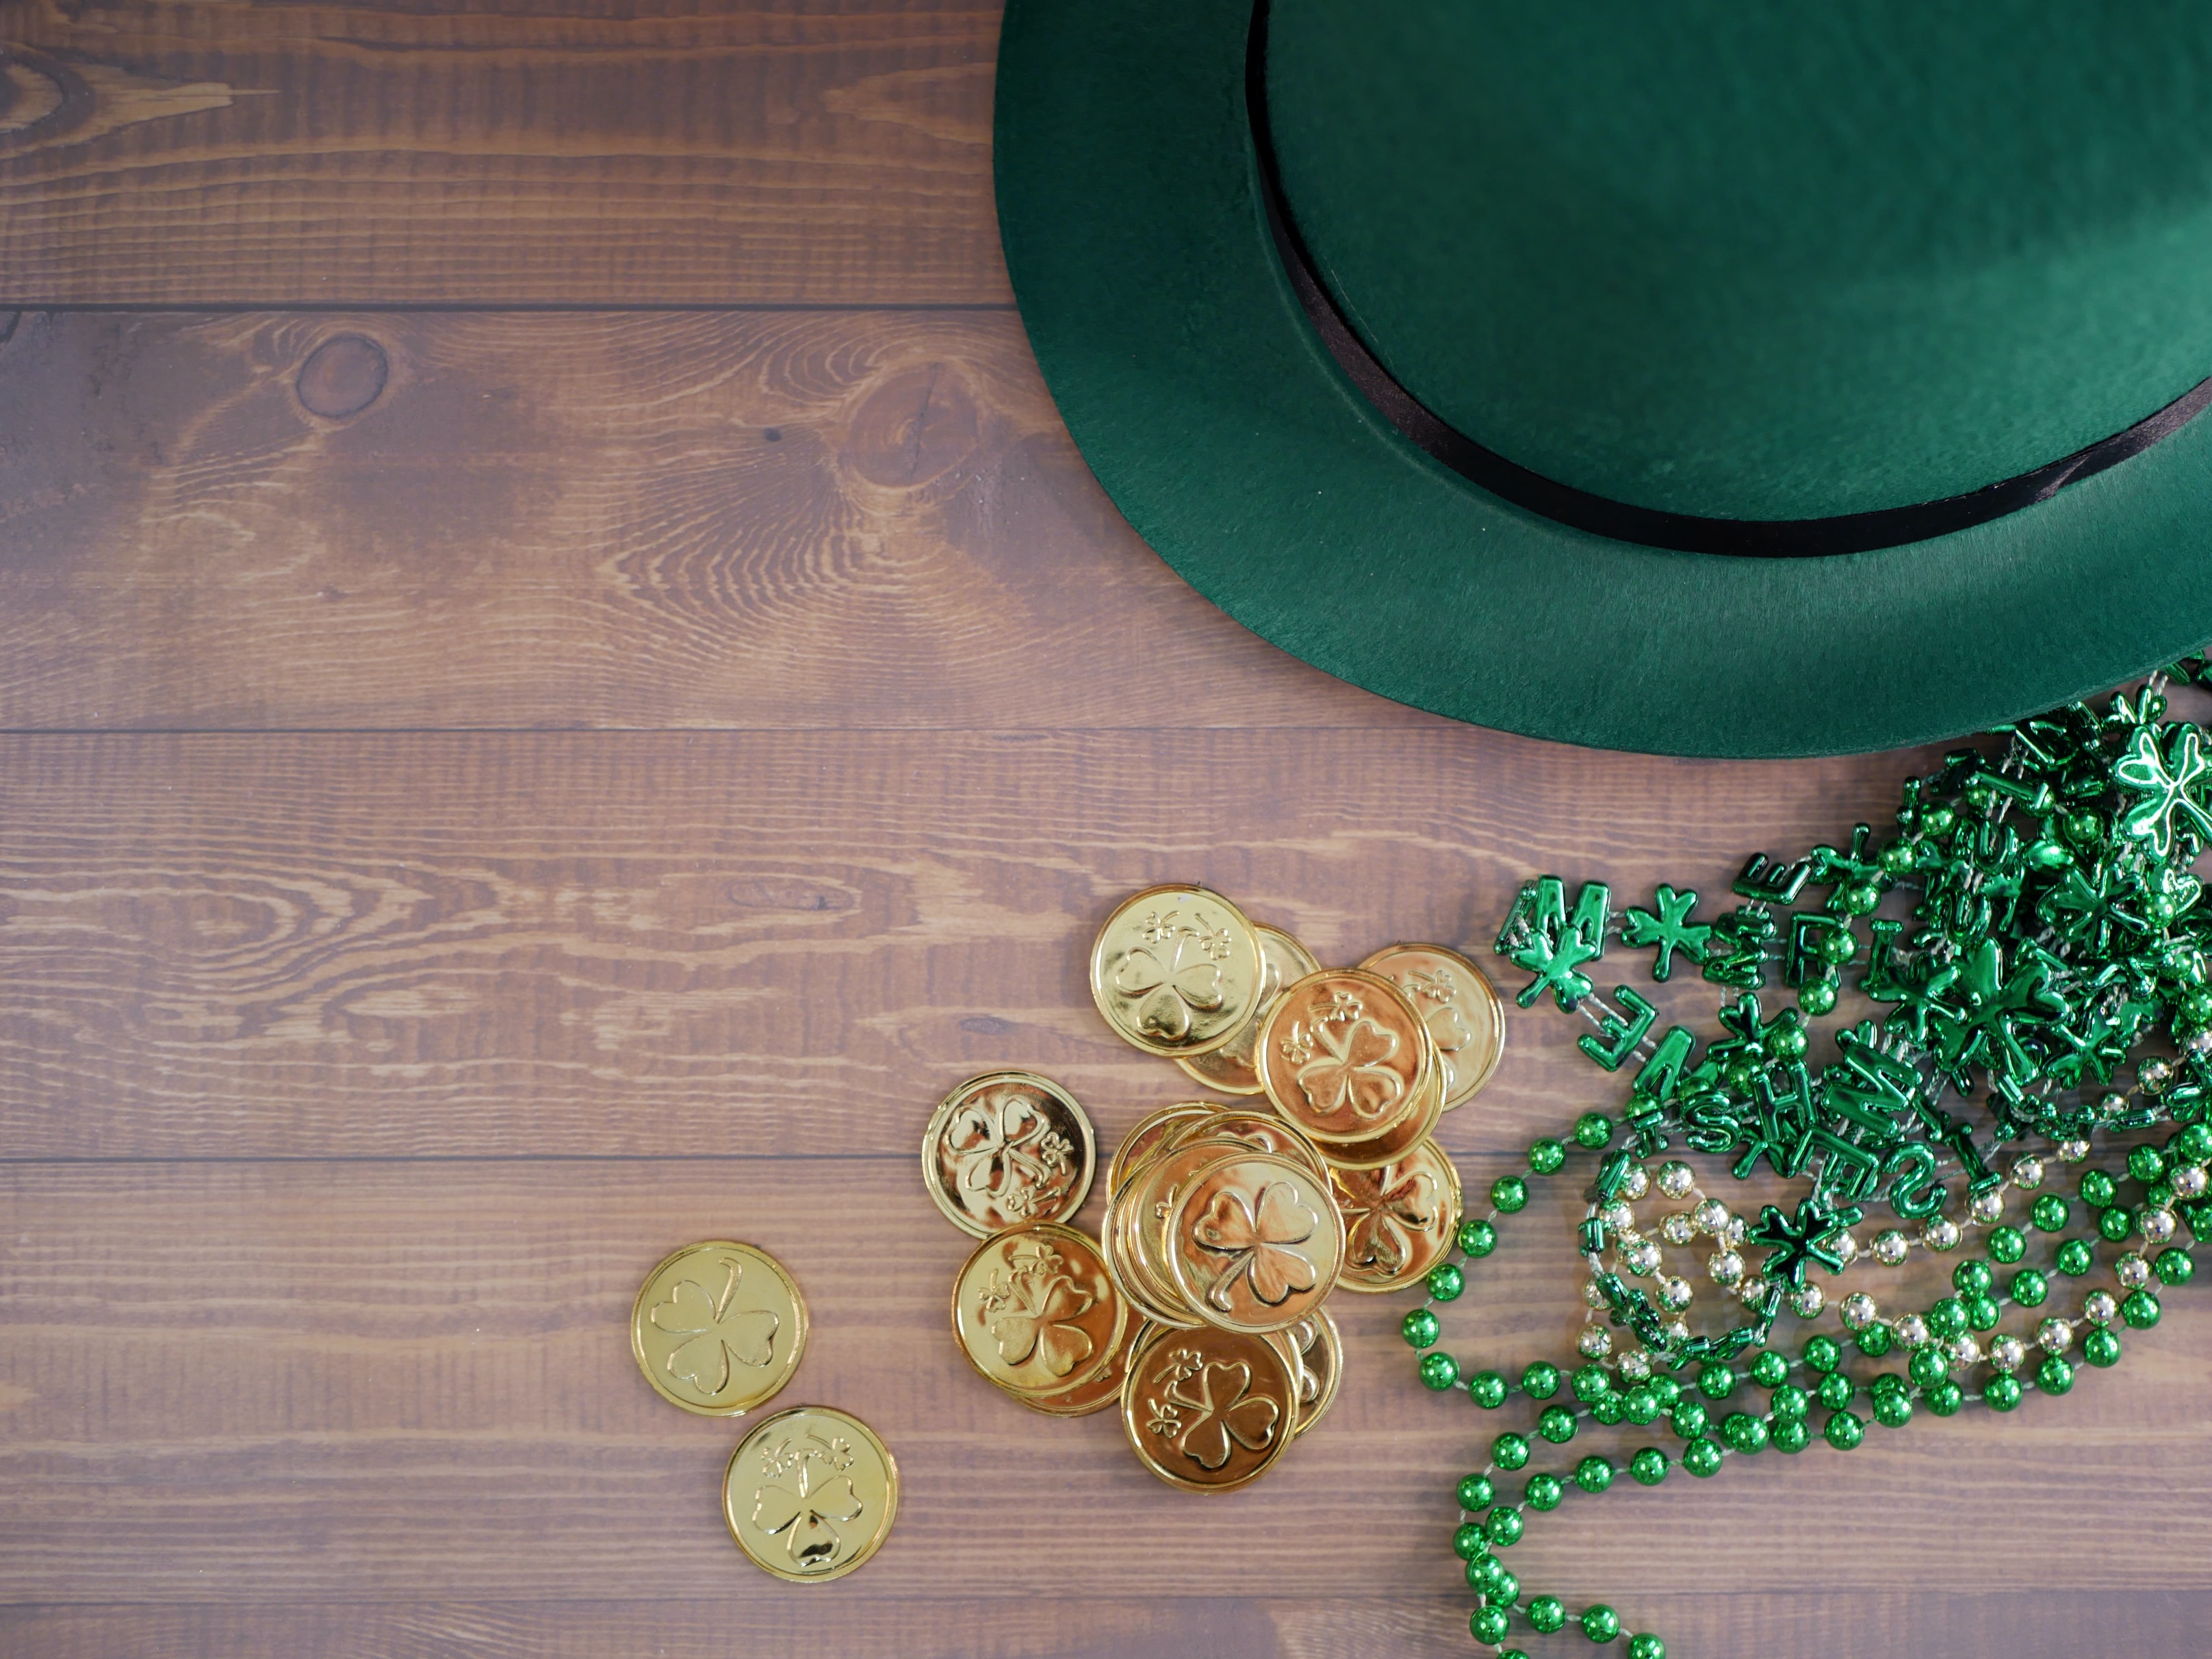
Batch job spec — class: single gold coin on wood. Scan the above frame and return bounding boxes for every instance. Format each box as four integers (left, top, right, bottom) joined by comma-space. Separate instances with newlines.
921, 1070, 1095, 1237
1090, 884, 1265, 1057
1176, 923, 1322, 1095
724, 1405, 898, 1582
1330, 1139, 1465, 1294
1122, 1324, 1299, 1493
1358, 942, 1506, 1109
951, 1223, 1129, 1398
631, 1240, 807, 1417
1256, 968, 1432, 1143
1167, 1149, 1345, 1334
1287, 1308, 1343, 1437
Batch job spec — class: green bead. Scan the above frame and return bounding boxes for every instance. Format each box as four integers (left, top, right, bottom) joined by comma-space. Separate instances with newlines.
1524, 1472, 1563, 1511
1472, 1606, 1511, 1645
2099, 1205, 2136, 1243
2080, 1170, 2118, 1209
1771, 1415, 1812, 1453
2057, 1237, 2095, 1276
1682, 1437, 1723, 1476
1815, 928, 1857, 964
1621, 1385, 1658, 1426
1721, 1411, 1768, 1453
1453, 1521, 1487, 1559
2038, 1355, 2075, 1396
2084, 1327, 2122, 1367
1749, 1350, 1788, 1388
1879, 840, 1916, 874
1581, 1604, 1621, 1643
1573, 1111, 1615, 1149
2031, 1194, 2070, 1233
1927, 1296, 1967, 1339
1528, 1138, 1567, 1176
1988, 1226, 2027, 1263
1953, 1259, 1994, 1295
1647, 1375, 1682, 1408
1816, 1370, 1853, 1412
1419, 1351, 1460, 1391
1469, 1552, 1508, 1591
1630, 1447, 1670, 1486
2157, 1246, 2194, 1285
1920, 803, 1956, 835
1574, 1454, 1614, 1493
2131, 1144, 2170, 1184
1484, 1505, 1524, 1547
2122, 1288, 2163, 1329
2179, 1122, 2212, 1162
1571, 1364, 1612, 1404
1628, 1635, 1667, 1659
1458, 1473, 1495, 1511
1493, 1432, 1530, 1471
1670, 1400, 1708, 1440
1926, 1381, 1964, 1415
2064, 808, 2102, 844
1696, 1361, 1737, 1402
1528, 1596, 1567, 1634
2011, 1268, 2049, 1308
1855, 1323, 1893, 1358
1469, 1369, 1509, 1409
1520, 1361, 1560, 1400
1487, 1568, 1521, 1607
1964, 1294, 2001, 1333
1460, 1218, 1498, 1257
1908, 1348, 1950, 1390
1769, 1382, 1808, 1419
1803, 1334, 1841, 1373
1402, 1307, 1441, 1349
1798, 979, 1838, 1016
1426, 1261, 1466, 1302
1873, 1387, 1913, 1428
1985, 1373, 2023, 1412
1589, 1391, 1625, 1426
1492, 1176, 1529, 1213
1823, 1410, 1864, 1450
1537, 1404, 1578, 1444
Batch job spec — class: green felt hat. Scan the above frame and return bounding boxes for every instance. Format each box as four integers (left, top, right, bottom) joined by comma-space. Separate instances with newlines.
994, 1, 2212, 756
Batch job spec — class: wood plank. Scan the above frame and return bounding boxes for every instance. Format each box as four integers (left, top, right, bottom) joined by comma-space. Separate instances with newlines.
0, 308, 1430, 732
0, 1, 1007, 307
5, 1161, 2211, 1617
0, 728, 1940, 1159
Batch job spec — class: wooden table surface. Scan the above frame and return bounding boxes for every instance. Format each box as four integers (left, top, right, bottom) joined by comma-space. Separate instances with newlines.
4, 5, 2210, 1656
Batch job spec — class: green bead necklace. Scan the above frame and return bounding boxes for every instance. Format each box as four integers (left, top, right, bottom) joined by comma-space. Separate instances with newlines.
1409, 669, 2212, 1655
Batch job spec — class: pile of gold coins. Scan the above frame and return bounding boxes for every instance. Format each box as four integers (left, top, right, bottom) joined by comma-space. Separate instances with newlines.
926, 882, 1503, 1493
630, 1240, 897, 1581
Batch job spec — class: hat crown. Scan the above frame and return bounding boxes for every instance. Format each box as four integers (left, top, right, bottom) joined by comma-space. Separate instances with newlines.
1265, 1, 2212, 522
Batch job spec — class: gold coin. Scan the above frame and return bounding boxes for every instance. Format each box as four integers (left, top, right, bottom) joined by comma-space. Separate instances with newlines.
1255, 968, 1432, 1143
921, 1070, 1096, 1237
1287, 1307, 1344, 1437
1105, 1192, 1202, 1330
1358, 942, 1506, 1109
631, 1241, 807, 1417
1168, 1105, 1329, 1183
1166, 1149, 1346, 1334
951, 1223, 1129, 1398
1175, 923, 1322, 1095
1026, 1315, 1154, 1417
1128, 1139, 1255, 1321
1090, 884, 1265, 1057
1330, 1138, 1465, 1293
1104, 1101, 1216, 1203
1122, 1323, 1299, 1493
1315, 1027, 1445, 1169
724, 1405, 897, 1582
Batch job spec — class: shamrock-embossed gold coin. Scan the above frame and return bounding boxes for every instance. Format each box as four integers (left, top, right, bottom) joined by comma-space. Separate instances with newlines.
952, 1222, 1129, 1398
725, 1405, 897, 1582
922, 1070, 1096, 1237
1027, 1315, 1154, 1417
631, 1240, 807, 1417
1170, 1106, 1328, 1183
1122, 1323, 1299, 1493
1090, 884, 1265, 1057
1176, 923, 1322, 1094
1330, 1138, 1465, 1293
1317, 1029, 1445, 1169
1287, 1309, 1343, 1437
1105, 1101, 1216, 1203
1358, 942, 1506, 1109
1167, 1149, 1345, 1334
1256, 968, 1431, 1143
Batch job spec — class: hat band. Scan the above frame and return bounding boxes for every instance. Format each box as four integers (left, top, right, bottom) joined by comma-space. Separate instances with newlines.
1247, 1, 2212, 558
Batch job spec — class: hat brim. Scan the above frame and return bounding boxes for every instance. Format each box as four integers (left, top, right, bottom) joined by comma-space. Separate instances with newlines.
993, 0, 2212, 757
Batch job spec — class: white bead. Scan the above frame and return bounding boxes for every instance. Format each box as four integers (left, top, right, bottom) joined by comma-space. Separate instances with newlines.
1693, 1199, 1729, 1234
2101, 1092, 2129, 1116
2173, 1165, 2209, 1199
2187, 1029, 2212, 1059
1658, 1161, 1696, 1198
2037, 1317, 2074, 1353
2141, 1058, 2174, 1092
1840, 1292, 1878, 1330
2140, 1208, 2177, 1244
1990, 1336, 2025, 1374
1625, 1240, 1662, 1275
1664, 1319, 1690, 1346
1921, 1218, 1961, 1252
1873, 1229, 1911, 1266
2117, 1252, 2151, 1289
1896, 1314, 1931, 1348
2057, 1138, 2091, 1163
1970, 1190, 2004, 1224
2085, 1290, 2119, 1326
1791, 1283, 1825, 1318
1621, 1164, 1652, 1200
1947, 1334, 1982, 1367
2009, 1155, 2045, 1192
1584, 1278, 1608, 1308
1738, 1276, 1767, 1304
1662, 1212, 1697, 1246
1828, 1231, 1860, 1269
1708, 1250, 1745, 1287
1603, 1202, 1635, 1232
1579, 1324, 1613, 1357
1660, 1275, 1694, 1311
1618, 1349, 1652, 1380
1724, 1215, 1747, 1246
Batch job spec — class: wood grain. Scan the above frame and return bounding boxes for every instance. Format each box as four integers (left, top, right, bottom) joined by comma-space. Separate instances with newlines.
0, 308, 1435, 732
0, 1, 1007, 307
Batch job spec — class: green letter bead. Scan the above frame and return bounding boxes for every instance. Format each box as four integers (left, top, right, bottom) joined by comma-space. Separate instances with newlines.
1985, 1374, 2022, 1411
1538, 1405, 1578, 1444
1419, 1351, 1461, 1391
2122, 1289, 2163, 1329
2099, 1205, 2136, 1242
1696, 1361, 1738, 1401
1571, 1363, 1612, 1403
1528, 1137, 1568, 1176
1528, 1597, 1567, 1635
1484, 1506, 1524, 1547
2057, 1237, 2095, 1276
1855, 1323, 1894, 1358
2031, 1194, 2070, 1233
1771, 1416, 1812, 1454
1824, 1410, 1865, 1450
1524, 1473, 1563, 1511
1581, 1604, 1621, 1643
2079, 1169, 2116, 1208
1630, 1447, 1669, 1485
1472, 1606, 1511, 1645
1426, 1261, 1466, 1302
1453, 1522, 1487, 1559
1575, 1455, 1614, 1493
1927, 1381, 1964, 1415
1574, 1111, 1615, 1150
1670, 1400, 1708, 1440
1492, 1176, 1530, 1213
1459, 1218, 1498, 1257
1682, 1437, 1723, 1476
2084, 1327, 2122, 1367
2157, 1248, 2194, 1285
1953, 1259, 1994, 1294
2038, 1355, 2075, 1396
1578, 986, 1657, 1070
1402, 1307, 1441, 1349
1458, 1473, 1494, 1510
1749, 1350, 1788, 1388
1988, 1226, 2026, 1263
1493, 1432, 1530, 1471
1521, 1361, 1560, 1400
2131, 1144, 2170, 1184
1629, 1635, 1667, 1659
1803, 1334, 1842, 1372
